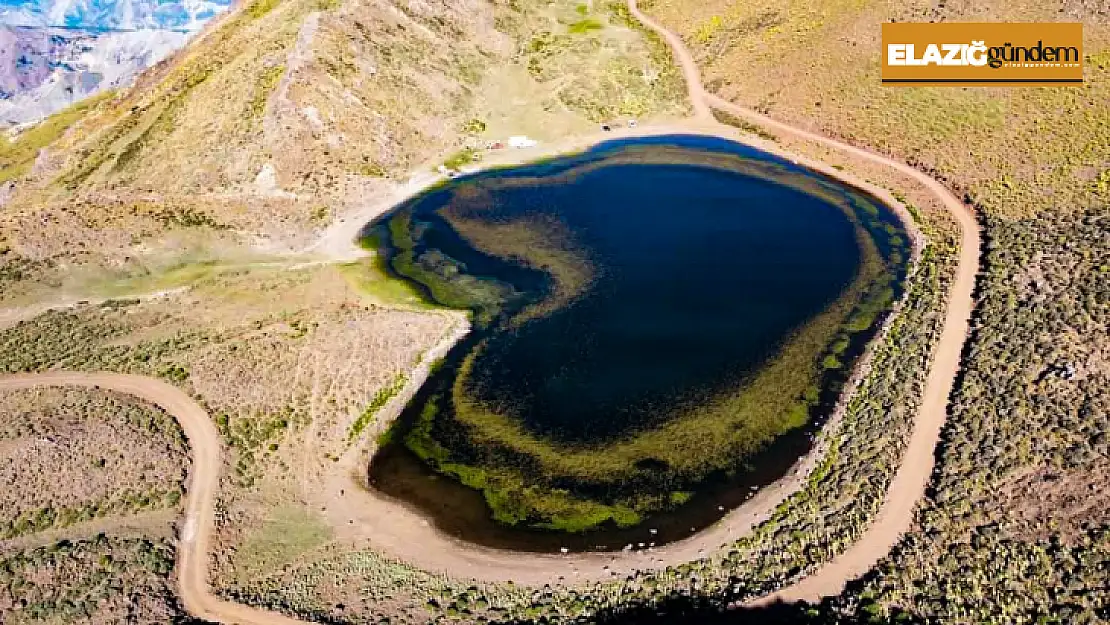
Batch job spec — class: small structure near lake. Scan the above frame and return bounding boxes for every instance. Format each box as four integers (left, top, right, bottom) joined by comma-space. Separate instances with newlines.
508, 135, 538, 148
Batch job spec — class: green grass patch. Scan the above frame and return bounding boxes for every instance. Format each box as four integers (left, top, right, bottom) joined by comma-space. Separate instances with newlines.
72, 256, 291, 302
246, 0, 282, 19
711, 108, 778, 142
337, 255, 439, 310
383, 211, 513, 323
442, 148, 481, 170
231, 506, 332, 580
568, 17, 604, 34
461, 118, 487, 134
249, 63, 285, 118
347, 374, 407, 443
0, 91, 114, 183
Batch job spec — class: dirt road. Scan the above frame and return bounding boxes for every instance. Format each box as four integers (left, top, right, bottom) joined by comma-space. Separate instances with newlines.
625, 0, 980, 603
0, 1, 979, 620
0, 372, 306, 625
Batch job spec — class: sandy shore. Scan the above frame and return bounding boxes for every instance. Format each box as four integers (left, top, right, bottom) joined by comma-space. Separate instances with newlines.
295, 114, 940, 586
303, 121, 726, 262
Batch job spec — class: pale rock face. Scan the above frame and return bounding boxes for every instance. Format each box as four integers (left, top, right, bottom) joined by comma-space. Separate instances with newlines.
302, 106, 323, 129
3, 0, 233, 32
0, 25, 190, 125
0, 0, 232, 127
254, 163, 295, 198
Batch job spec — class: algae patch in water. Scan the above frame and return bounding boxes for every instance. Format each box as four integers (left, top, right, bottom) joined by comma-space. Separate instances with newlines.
367, 136, 910, 537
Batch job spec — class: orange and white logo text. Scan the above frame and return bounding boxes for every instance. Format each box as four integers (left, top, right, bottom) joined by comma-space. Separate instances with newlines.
881, 23, 1084, 86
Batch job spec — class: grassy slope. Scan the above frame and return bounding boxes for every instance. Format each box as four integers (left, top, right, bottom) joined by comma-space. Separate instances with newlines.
0, 0, 687, 303
0, 1, 690, 618
645, 0, 1110, 620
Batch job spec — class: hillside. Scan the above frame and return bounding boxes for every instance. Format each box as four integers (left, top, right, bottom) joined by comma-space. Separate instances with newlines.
0, 1, 696, 623
643, 0, 1109, 620
0, 0, 1105, 623
0, 0, 687, 304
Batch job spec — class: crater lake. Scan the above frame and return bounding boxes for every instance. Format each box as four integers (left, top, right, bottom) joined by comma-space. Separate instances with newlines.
363, 135, 910, 551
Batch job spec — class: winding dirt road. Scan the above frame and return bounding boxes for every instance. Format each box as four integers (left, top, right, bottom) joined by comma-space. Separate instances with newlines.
0, 1, 979, 621
625, 0, 980, 603
0, 373, 305, 625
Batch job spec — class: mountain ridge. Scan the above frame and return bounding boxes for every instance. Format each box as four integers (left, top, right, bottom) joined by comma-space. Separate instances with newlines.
0, 0, 233, 126
1, 0, 232, 31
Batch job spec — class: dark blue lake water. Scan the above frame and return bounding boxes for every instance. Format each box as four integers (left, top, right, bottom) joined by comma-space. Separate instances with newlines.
364, 135, 908, 550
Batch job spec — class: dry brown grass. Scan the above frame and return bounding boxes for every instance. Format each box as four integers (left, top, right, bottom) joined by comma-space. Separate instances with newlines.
1, 263, 452, 479
0, 260, 457, 596
0, 534, 187, 624
637, 0, 1109, 619
647, 0, 1110, 221
993, 460, 1110, 545
0, 0, 686, 298
0, 387, 189, 538
0, 0, 686, 579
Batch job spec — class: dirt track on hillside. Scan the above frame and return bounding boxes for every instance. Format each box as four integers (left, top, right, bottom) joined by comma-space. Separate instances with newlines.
0, 373, 306, 625
623, 0, 980, 603
0, 1, 979, 619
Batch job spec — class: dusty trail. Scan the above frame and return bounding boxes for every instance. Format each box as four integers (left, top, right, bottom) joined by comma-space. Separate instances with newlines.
625, 0, 980, 603
0, 373, 306, 625
0, 1, 979, 621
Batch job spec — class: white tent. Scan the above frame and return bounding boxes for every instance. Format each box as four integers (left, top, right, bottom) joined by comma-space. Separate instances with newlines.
508, 135, 538, 148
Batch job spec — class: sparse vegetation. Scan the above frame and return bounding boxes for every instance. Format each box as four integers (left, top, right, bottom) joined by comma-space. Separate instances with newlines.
461, 118, 488, 135
711, 107, 777, 141
346, 373, 407, 443
0, 91, 114, 184
228, 507, 332, 582
4, 0, 1105, 621
443, 148, 481, 170
0, 387, 189, 538
643, 0, 1110, 619
568, 17, 604, 34
0, 266, 448, 492
249, 63, 286, 119
0, 0, 686, 296
0, 534, 191, 623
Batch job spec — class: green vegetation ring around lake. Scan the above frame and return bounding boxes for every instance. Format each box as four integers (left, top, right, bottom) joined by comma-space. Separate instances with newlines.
366, 135, 912, 541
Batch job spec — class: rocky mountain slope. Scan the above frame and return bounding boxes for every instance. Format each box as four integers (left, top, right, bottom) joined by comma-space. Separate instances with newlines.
0, 24, 189, 126
0, 0, 232, 126
0, 0, 686, 303
1, 0, 232, 31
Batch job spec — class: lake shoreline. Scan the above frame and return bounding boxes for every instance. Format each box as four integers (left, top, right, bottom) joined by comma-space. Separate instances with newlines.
322, 118, 927, 583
